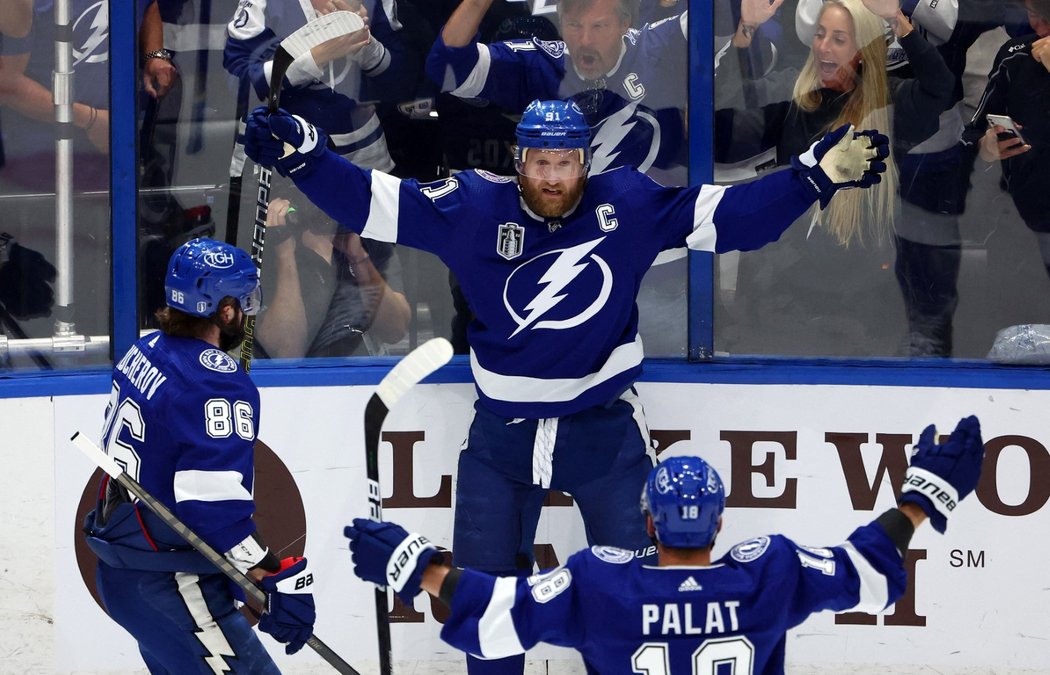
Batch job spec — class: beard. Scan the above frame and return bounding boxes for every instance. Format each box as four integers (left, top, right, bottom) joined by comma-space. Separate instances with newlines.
215, 309, 248, 353
519, 176, 586, 218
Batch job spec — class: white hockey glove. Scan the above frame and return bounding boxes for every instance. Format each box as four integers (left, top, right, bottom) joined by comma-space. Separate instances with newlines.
792, 124, 889, 208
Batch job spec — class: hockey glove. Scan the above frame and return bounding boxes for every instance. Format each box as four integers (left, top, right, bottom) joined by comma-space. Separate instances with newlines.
345, 518, 442, 606
0, 232, 57, 320
899, 415, 984, 533
257, 556, 316, 655
792, 124, 889, 209
243, 106, 329, 178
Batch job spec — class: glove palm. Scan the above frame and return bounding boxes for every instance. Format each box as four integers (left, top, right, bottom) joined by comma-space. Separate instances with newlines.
792, 124, 890, 208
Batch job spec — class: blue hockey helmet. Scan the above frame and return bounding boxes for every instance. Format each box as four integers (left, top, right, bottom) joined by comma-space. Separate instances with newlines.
515, 100, 591, 174
164, 238, 261, 317
641, 456, 726, 548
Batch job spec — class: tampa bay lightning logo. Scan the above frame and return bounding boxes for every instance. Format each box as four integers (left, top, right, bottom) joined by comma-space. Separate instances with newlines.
730, 536, 771, 563
589, 103, 662, 174
72, 2, 108, 66
504, 237, 613, 339
655, 466, 672, 494
534, 38, 565, 58
200, 349, 238, 373
591, 546, 634, 564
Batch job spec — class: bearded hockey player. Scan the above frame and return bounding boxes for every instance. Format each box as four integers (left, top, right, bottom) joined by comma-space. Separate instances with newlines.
244, 97, 888, 674
83, 238, 315, 672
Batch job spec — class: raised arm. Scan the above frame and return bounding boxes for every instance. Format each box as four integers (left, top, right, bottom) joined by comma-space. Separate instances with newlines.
441, 0, 495, 47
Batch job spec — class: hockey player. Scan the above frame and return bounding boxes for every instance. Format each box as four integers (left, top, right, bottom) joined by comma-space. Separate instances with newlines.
346, 415, 985, 673
83, 238, 316, 672
242, 98, 888, 674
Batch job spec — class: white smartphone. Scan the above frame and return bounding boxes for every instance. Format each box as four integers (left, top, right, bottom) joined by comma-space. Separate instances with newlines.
986, 114, 1026, 144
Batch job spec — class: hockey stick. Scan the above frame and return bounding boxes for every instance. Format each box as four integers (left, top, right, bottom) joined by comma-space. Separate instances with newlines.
239, 10, 365, 373
70, 432, 362, 675
364, 337, 454, 675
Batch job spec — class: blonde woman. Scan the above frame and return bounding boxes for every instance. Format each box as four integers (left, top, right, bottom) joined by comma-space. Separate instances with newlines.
715, 0, 953, 356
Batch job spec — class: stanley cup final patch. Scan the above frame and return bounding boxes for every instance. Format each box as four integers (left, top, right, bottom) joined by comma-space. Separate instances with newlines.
498, 222, 525, 260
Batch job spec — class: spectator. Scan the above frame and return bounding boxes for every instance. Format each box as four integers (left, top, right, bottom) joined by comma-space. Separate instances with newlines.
225, 0, 426, 173
715, 0, 953, 356
254, 197, 411, 358
965, 0, 1050, 282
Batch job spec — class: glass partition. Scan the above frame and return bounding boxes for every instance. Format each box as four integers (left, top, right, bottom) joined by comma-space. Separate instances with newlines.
711, 0, 1050, 361
0, 0, 112, 371
136, 0, 1050, 367
150, 0, 690, 363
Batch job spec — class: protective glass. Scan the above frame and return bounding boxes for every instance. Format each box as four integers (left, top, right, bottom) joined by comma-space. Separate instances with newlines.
238, 284, 263, 316
515, 148, 589, 180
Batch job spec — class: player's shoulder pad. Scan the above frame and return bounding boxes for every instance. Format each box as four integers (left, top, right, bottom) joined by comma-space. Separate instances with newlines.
474, 169, 514, 184
624, 28, 640, 46
532, 37, 566, 59
728, 535, 772, 563
588, 545, 635, 564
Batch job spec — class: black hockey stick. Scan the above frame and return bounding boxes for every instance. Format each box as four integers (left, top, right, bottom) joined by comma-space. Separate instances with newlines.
364, 337, 454, 675
239, 10, 365, 372
70, 432, 362, 675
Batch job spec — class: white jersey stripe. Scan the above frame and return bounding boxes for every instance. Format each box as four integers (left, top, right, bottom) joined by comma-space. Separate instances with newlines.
449, 44, 492, 99
174, 470, 252, 504
841, 541, 890, 613
532, 418, 557, 488
363, 171, 401, 242
469, 335, 644, 404
477, 576, 526, 658
686, 184, 727, 252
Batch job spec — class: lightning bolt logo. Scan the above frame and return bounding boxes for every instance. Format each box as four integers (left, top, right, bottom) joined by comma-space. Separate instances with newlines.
175, 573, 236, 674
505, 237, 613, 338
589, 104, 662, 174
72, 2, 109, 66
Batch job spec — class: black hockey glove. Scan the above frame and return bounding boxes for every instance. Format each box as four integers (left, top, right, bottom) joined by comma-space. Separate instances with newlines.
0, 232, 57, 319
899, 415, 984, 533
258, 556, 316, 655
792, 124, 889, 209
345, 518, 443, 607
243, 106, 329, 178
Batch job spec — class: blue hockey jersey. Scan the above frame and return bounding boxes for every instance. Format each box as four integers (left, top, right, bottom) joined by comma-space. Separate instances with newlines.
100, 332, 260, 554
440, 521, 908, 674
225, 0, 421, 170
289, 149, 817, 418
426, 13, 689, 178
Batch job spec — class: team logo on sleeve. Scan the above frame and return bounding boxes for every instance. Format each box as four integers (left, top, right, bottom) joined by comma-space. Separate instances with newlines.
477, 170, 513, 184
200, 349, 238, 373
591, 545, 634, 564
534, 38, 565, 58
498, 222, 526, 260
730, 536, 770, 562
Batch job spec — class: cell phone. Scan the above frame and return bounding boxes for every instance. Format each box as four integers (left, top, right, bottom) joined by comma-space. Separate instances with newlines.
986, 114, 1026, 144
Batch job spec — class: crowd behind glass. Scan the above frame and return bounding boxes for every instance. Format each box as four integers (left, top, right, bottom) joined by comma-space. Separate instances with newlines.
0, 0, 1047, 370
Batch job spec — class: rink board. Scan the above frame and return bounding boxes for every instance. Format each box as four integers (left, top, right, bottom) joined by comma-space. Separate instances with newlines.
46, 382, 1049, 672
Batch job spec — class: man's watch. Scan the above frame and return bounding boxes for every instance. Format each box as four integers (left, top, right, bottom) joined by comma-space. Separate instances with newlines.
143, 48, 173, 65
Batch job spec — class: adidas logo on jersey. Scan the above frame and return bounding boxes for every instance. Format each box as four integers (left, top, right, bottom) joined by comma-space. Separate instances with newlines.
678, 576, 703, 592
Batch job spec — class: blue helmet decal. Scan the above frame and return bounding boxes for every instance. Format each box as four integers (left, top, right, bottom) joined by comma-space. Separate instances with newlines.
515, 99, 591, 152
641, 456, 726, 548
164, 238, 261, 317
